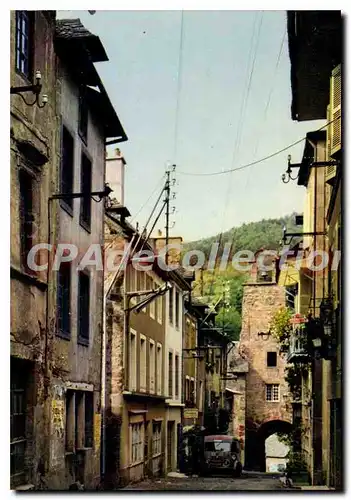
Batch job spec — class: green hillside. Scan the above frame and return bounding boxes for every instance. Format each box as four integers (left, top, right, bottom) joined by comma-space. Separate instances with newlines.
184, 213, 299, 257
187, 213, 300, 341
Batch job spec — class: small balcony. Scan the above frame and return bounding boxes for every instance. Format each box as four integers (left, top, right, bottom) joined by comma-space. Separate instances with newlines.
287, 331, 310, 363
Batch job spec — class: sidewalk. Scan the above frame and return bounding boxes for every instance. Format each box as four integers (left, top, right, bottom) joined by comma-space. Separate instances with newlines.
298, 486, 335, 490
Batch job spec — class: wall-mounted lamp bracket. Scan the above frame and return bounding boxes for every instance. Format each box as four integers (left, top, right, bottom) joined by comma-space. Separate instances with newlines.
281, 154, 340, 184
10, 70, 48, 108
50, 184, 113, 202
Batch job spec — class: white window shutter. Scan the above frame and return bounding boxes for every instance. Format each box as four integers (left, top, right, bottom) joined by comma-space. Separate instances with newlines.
330, 64, 341, 157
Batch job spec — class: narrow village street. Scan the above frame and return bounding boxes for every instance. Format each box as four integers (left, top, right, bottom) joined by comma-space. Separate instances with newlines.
123, 471, 287, 491
9, 9, 342, 492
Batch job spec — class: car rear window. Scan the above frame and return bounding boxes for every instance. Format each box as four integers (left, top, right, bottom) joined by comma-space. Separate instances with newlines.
205, 441, 231, 452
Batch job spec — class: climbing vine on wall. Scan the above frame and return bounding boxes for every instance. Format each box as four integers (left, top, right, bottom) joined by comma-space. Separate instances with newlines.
269, 306, 293, 351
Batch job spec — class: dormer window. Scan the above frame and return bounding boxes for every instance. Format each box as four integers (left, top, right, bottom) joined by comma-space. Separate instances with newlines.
257, 269, 273, 282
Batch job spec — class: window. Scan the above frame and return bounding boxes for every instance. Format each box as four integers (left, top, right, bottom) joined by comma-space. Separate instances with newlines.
57, 264, 71, 338
65, 390, 94, 452
78, 271, 90, 345
65, 390, 74, 451
215, 358, 220, 373
267, 352, 277, 367
185, 378, 190, 403
140, 335, 146, 391
175, 355, 179, 398
257, 269, 273, 282
175, 290, 180, 328
137, 271, 142, 303
149, 279, 155, 318
210, 390, 216, 409
266, 384, 279, 402
129, 331, 137, 391
205, 441, 231, 452
131, 423, 143, 464
15, 11, 34, 78
157, 295, 163, 324
156, 344, 162, 395
199, 381, 203, 410
169, 288, 173, 324
80, 153, 92, 230
149, 341, 155, 393
152, 422, 162, 456
168, 352, 173, 398
286, 284, 298, 310
19, 170, 34, 271
78, 86, 88, 143
190, 380, 195, 404
60, 125, 74, 211
85, 392, 94, 448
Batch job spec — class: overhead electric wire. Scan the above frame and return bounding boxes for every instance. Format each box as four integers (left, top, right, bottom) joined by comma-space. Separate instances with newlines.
130, 180, 167, 256
208, 12, 263, 299
130, 174, 166, 224
141, 200, 168, 252
244, 28, 286, 191
173, 10, 185, 164
177, 116, 340, 177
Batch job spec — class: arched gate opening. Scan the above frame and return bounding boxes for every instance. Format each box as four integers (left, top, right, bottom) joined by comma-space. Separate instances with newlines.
245, 420, 292, 472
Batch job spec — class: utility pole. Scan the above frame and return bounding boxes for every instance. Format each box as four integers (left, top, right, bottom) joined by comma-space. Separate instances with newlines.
165, 167, 171, 267
164, 164, 176, 267
200, 267, 204, 297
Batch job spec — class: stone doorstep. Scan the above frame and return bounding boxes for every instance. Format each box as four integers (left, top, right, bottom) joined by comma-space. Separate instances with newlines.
167, 472, 188, 479
298, 486, 335, 490
15, 484, 35, 491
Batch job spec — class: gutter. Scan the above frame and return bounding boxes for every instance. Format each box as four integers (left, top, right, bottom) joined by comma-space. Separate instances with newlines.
101, 234, 136, 481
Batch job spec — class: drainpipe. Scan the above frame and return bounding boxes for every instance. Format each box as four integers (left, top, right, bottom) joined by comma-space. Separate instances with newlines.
101, 234, 136, 482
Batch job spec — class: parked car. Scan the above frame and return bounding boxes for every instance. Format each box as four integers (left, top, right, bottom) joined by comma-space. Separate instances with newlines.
202, 435, 242, 477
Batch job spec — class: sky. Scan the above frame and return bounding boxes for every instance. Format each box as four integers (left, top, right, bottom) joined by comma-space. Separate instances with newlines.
58, 10, 325, 242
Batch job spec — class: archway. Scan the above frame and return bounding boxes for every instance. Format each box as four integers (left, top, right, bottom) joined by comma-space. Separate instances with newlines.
245, 419, 292, 472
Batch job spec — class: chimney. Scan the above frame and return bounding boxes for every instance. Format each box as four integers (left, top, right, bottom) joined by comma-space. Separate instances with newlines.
151, 235, 183, 267
105, 148, 126, 206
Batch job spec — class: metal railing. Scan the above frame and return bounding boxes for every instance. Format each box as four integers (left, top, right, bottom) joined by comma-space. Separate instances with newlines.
287, 329, 309, 362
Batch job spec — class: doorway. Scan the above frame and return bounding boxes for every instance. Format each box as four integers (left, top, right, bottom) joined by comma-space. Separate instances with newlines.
167, 421, 175, 472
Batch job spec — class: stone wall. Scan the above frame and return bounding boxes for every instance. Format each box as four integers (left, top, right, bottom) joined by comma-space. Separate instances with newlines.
239, 282, 292, 470
10, 11, 58, 490
240, 283, 291, 427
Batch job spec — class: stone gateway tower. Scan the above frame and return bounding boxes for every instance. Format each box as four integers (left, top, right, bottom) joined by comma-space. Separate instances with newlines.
239, 251, 292, 471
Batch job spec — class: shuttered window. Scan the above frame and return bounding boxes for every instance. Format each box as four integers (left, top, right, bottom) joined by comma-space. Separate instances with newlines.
60, 125, 74, 211
80, 153, 92, 230
57, 264, 71, 338
78, 271, 90, 345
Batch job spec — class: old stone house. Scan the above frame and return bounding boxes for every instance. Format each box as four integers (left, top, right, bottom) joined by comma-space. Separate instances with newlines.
104, 204, 191, 487
46, 18, 127, 490
10, 10, 58, 491
239, 251, 292, 471
286, 10, 342, 489
183, 304, 199, 431
225, 342, 248, 464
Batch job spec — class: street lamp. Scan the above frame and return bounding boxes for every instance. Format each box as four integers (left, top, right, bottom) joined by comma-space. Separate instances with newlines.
312, 337, 322, 349
281, 155, 299, 183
